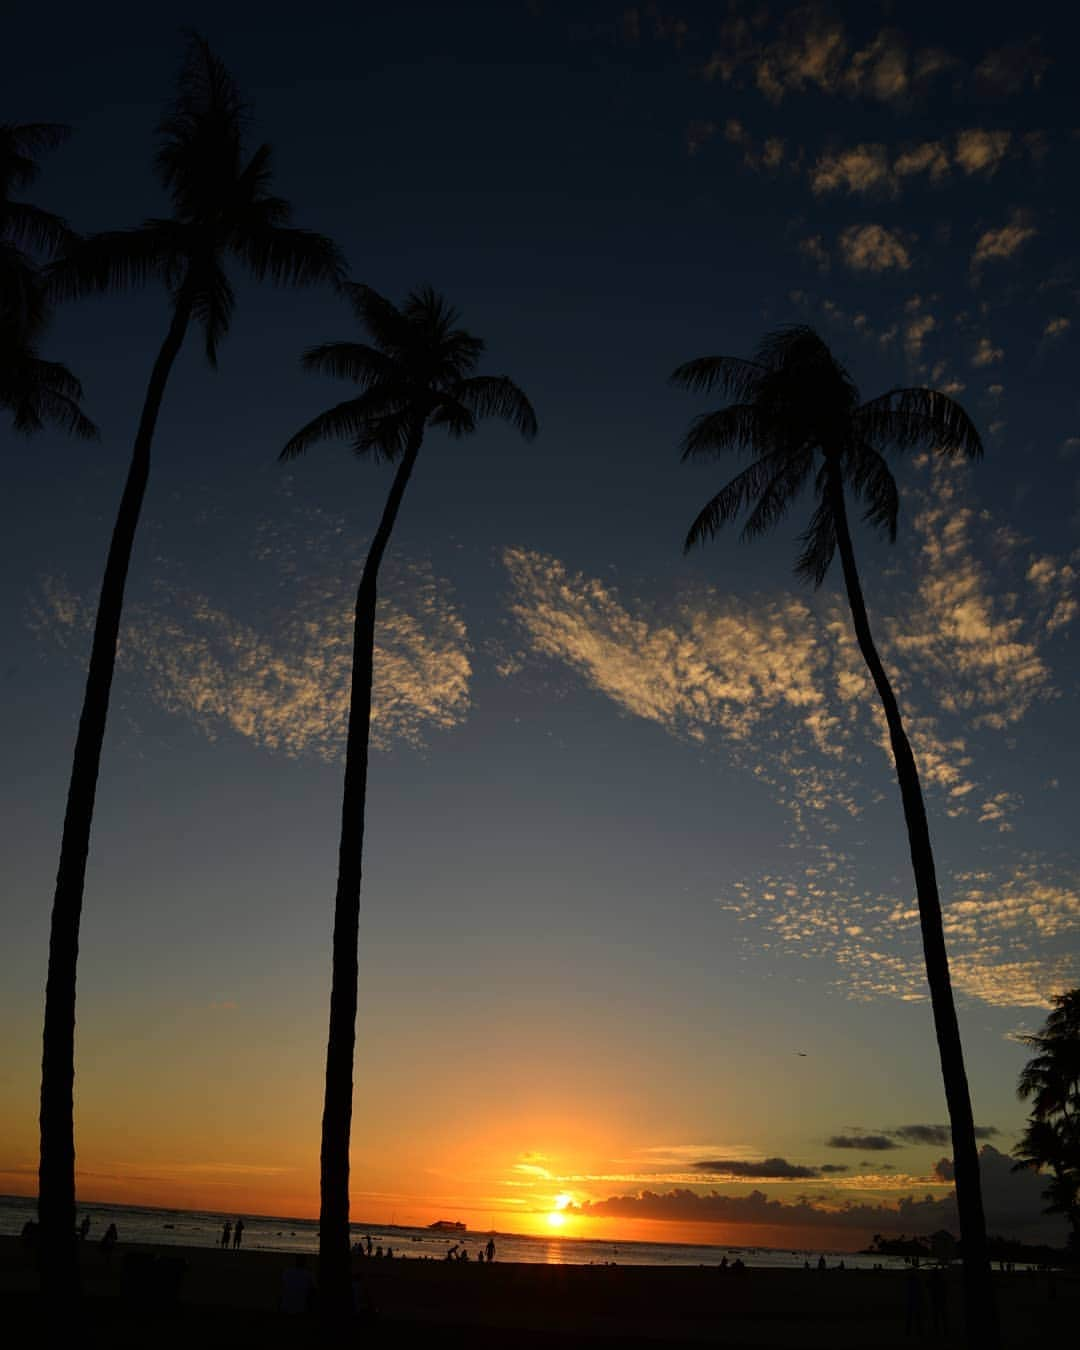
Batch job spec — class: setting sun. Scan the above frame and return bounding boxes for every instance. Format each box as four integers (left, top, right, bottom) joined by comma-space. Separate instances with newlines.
546, 1210, 566, 1229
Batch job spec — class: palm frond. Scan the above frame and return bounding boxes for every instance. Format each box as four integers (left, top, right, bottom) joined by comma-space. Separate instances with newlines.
345, 283, 411, 353
232, 223, 344, 288
739, 449, 815, 542
300, 341, 395, 387
2, 200, 74, 256
279, 396, 370, 460
670, 354, 764, 399
795, 496, 838, 587
680, 403, 776, 460
189, 259, 235, 367
452, 375, 538, 439
156, 33, 248, 201
0, 123, 71, 193
428, 396, 476, 438
847, 442, 900, 541
856, 387, 984, 459
682, 450, 789, 552
1, 337, 97, 439
46, 220, 188, 300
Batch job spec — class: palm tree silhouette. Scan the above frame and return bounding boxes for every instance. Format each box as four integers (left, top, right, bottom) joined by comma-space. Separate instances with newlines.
38, 36, 343, 1298
673, 325, 998, 1349
1, 123, 95, 438
1013, 990, 1080, 1245
281, 282, 536, 1314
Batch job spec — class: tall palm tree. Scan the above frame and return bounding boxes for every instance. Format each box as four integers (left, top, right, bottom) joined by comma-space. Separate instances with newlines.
281, 282, 536, 1315
1013, 990, 1080, 1245
672, 325, 997, 1349
1, 123, 94, 438
37, 36, 343, 1299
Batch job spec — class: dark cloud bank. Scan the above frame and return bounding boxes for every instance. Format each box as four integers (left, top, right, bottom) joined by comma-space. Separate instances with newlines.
576, 1149, 1063, 1243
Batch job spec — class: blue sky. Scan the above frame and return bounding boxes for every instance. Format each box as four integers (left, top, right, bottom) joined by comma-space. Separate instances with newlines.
1, 1, 1077, 1243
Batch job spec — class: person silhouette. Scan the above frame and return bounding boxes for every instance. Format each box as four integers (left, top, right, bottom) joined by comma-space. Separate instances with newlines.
78, 1215, 91, 1242
221, 1220, 232, 1249
99, 1222, 118, 1260
233, 1217, 245, 1249
485, 1237, 496, 1263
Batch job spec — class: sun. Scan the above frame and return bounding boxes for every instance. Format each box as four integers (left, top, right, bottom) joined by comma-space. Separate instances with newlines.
546, 1192, 573, 1229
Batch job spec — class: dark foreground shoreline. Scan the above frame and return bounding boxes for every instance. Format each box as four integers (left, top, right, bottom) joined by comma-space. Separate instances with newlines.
2, 1236, 1076, 1348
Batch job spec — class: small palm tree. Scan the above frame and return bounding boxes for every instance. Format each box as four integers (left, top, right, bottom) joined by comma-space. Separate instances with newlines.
1, 123, 94, 437
1013, 990, 1080, 1245
37, 35, 343, 1300
0, 307, 97, 439
281, 282, 536, 1315
672, 326, 998, 1349
1, 122, 74, 322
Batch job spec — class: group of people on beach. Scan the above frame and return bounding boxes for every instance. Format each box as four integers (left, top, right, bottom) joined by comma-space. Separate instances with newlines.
219, 1217, 245, 1249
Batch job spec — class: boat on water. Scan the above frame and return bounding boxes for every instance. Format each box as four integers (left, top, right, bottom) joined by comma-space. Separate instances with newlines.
428, 1220, 467, 1233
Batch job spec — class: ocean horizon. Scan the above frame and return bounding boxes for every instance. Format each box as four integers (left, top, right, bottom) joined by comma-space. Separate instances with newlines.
0, 1195, 907, 1271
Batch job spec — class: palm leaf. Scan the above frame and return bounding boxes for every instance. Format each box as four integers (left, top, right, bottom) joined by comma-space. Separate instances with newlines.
739, 448, 815, 541
279, 396, 370, 461
794, 495, 837, 587
345, 284, 411, 353
2, 201, 74, 256
300, 341, 395, 387
0, 123, 71, 193
856, 387, 984, 459
847, 442, 900, 541
680, 403, 776, 460
46, 220, 188, 300
453, 375, 538, 439
232, 223, 344, 287
189, 259, 235, 367
670, 354, 764, 398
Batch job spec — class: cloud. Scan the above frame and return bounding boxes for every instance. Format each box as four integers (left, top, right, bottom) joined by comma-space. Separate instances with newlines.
685, 120, 717, 156
972, 40, 1050, 96
972, 214, 1037, 268
752, 9, 848, 103
838, 224, 911, 272
692, 1157, 821, 1180
894, 142, 950, 182
503, 460, 1078, 1010
811, 144, 893, 196
569, 1148, 1064, 1243
819, 1164, 849, 1175
843, 29, 909, 102
892, 1124, 999, 1146
954, 129, 1012, 176
798, 235, 830, 271
904, 313, 936, 364
827, 1134, 899, 1151
970, 336, 1004, 367
1044, 317, 1070, 338
33, 553, 471, 759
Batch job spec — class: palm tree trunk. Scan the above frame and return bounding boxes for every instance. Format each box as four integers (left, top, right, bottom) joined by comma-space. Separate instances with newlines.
318, 427, 424, 1320
38, 292, 193, 1302
826, 466, 999, 1349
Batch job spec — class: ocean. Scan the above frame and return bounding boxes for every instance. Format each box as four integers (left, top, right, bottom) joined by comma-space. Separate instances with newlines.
0, 1196, 907, 1271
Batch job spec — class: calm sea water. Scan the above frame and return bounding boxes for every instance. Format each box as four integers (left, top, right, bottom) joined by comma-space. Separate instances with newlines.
0, 1196, 907, 1271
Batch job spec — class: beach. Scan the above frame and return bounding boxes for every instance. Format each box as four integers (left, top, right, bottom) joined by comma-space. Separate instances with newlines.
2, 1236, 1075, 1348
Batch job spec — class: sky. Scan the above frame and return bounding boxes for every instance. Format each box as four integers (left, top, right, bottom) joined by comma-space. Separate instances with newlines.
1, 0, 1078, 1250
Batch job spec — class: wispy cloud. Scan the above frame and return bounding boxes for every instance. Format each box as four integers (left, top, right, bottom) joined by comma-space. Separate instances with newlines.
838, 224, 912, 272
32, 550, 471, 759
972, 212, 1037, 269
503, 459, 1077, 1009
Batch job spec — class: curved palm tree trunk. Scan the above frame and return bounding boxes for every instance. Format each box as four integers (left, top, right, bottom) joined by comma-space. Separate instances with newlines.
826, 467, 999, 1350
319, 428, 423, 1321
38, 293, 193, 1302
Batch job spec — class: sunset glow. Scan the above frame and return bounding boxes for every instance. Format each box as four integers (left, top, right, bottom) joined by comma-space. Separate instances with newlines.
3, 0, 1078, 1279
